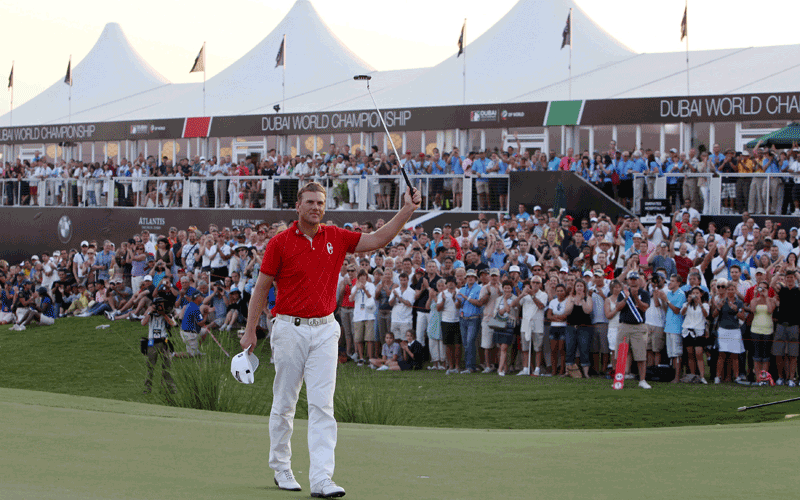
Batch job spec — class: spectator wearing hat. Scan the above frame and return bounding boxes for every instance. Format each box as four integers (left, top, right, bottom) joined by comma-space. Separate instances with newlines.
456, 268, 483, 373
513, 276, 549, 376
176, 290, 209, 358
478, 268, 502, 373
12, 286, 57, 331
616, 271, 652, 389
220, 286, 248, 333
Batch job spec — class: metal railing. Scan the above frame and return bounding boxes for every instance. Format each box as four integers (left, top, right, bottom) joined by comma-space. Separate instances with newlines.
632, 172, 800, 216
0, 174, 514, 212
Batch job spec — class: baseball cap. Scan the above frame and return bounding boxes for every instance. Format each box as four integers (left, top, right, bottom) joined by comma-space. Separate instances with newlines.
633, 232, 642, 239
627, 271, 640, 279
231, 347, 260, 384
31, 255, 39, 261
189, 290, 203, 298
509, 265, 521, 273
559, 266, 569, 273
80, 240, 89, 247
143, 275, 153, 282
755, 267, 766, 275
433, 228, 442, 235
531, 276, 543, 283
590, 217, 598, 222
466, 269, 477, 277
593, 269, 605, 277
230, 286, 240, 294
742, 150, 750, 156
478, 268, 489, 275
583, 270, 593, 278
52, 250, 61, 257
489, 268, 500, 276
503, 214, 512, 220
792, 227, 799, 232
533, 205, 542, 211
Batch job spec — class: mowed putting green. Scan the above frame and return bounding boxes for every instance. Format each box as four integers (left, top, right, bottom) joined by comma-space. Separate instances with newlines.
1, 387, 798, 500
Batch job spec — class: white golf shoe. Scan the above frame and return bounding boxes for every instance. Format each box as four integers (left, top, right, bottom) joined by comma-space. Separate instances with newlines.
311, 479, 345, 498
638, 380, 652, 389
274, 469, 301, 491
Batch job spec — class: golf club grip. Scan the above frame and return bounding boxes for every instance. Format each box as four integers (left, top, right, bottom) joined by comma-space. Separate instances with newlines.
737, 406, 747, 412
401, 167, 415, 193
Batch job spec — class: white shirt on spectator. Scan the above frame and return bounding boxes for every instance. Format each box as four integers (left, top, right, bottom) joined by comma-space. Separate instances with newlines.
390, 286, 415, 324
210, 244, 231, 268
438, 290, 459, 323
647, 224, 669, 245
547, 298, 568, 327
520, 290, 549, 335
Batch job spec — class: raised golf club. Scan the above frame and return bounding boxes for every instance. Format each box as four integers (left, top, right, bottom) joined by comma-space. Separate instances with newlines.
737, 396, 800, 412
354, 74, 415, 194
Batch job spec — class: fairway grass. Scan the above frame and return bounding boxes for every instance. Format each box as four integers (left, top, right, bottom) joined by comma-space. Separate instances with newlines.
1, 316, 800, 429
1, 387, 798, 500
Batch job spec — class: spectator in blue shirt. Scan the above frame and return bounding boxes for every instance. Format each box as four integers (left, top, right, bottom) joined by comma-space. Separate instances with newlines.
456, 269, 483, 373
450, 147, 465, 209
547, 151, 561, 171
662, 275, 686, 382
471, 151, 489, 211
617, 151, 634, 209
12, 287, 57, 330
176, 290, 209, 358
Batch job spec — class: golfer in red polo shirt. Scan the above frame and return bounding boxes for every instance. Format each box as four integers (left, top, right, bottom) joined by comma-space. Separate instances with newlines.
241, 181, 420, 497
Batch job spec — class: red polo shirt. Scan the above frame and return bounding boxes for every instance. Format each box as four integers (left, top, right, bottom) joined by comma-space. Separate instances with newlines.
261, 221, 361, 318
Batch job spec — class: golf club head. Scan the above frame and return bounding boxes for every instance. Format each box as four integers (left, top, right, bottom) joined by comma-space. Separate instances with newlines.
353, 74, 372, 81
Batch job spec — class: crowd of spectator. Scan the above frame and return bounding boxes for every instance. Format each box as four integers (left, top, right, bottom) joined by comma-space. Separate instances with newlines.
3, 182, 800, 388
5, 138, 800, 216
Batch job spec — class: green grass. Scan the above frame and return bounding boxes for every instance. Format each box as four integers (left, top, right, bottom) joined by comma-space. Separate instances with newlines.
1, 316, 799, 429
1, 388, 799, 500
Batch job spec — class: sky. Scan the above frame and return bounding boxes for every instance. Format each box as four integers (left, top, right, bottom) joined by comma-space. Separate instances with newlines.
0, 0, 798, 110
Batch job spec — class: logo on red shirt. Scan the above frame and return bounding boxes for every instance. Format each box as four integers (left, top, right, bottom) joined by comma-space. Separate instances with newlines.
327, 242, 333, 255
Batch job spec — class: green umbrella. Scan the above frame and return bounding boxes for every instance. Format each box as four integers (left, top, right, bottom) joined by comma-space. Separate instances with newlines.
745, 122, 800, 149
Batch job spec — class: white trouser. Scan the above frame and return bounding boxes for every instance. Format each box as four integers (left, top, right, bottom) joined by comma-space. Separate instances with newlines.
415, 312, 429, 346
189, 181, 202, 207
131, 275, 145, 296
269, 316, 340, 487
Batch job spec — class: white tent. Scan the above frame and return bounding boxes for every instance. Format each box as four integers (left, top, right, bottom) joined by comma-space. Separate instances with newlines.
3, 23, 174, 125
3, 0, 800, 127
379, 0, 636, 108
156, 0, 378, 117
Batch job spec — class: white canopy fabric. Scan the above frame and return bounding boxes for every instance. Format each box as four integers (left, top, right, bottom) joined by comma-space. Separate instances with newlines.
4, 23, 173, 125
2, 0, 800, 127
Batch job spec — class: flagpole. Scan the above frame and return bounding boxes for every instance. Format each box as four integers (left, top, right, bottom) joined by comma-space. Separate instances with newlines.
568, 8, 573, 101
203, 41, 206, 116
68, 55, 72, 124
463, 19, 466, 105
282, 34, 286, 113
9, 61, 13, 127
685, 0, 690, 96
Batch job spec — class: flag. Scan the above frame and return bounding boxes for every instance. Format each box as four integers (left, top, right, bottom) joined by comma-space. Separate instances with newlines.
561, 13, 571, 49
190, 44, 205, 73
457, 21, 465, 58
275, 37, 285, 68
7, 64, 12, 89
64, 58, 72, 86
680, 6, 688, 41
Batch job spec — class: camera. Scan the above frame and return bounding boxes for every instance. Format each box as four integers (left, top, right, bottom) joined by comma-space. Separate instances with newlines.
152, 297, 167, 315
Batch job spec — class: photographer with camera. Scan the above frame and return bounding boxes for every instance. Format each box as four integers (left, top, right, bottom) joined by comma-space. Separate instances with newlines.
141, 297, 177, 394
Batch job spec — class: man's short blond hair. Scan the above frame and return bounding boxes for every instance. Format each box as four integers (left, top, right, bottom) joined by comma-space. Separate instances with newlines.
297, 182, 327, 202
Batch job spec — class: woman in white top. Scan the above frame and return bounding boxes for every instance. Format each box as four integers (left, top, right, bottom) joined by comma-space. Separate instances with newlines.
680, 286, 710, 384
438, 276, 461, 374
131, 163, 144, 207
546, 283, 569, 376
493, 280, 519, 377
349, 269, 376, 365
201, 235, 216, 272
512, 277, 549, 376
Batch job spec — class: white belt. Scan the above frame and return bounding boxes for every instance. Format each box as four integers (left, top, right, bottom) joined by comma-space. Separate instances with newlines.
277, 313, 335, 327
